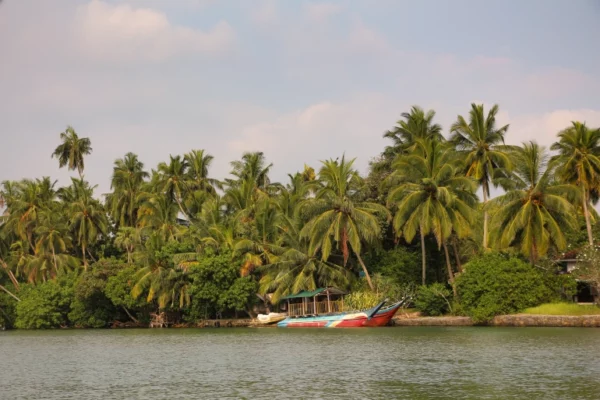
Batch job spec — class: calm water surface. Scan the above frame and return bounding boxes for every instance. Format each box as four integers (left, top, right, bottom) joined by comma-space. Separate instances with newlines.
1, 327, 600, 399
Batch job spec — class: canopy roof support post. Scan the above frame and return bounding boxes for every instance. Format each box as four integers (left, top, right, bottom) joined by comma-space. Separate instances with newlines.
327, 291, 331, 313
314, 296, 317, 315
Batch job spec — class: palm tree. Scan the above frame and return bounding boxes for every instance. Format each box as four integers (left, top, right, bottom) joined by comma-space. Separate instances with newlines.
489, 142, 578, 264
386, 139, 478, 288
69, 189, 108, 269
383, 106, 444, 158
450, 103, 511, 249
106, 152, 149, 228
51, 126, 92, 178
300, 155, 389, 290
155, 155, 192, 220
137, 194, 181, 242
34, 210, 73, 275
115, 226, 140, 263
259, 210, 351, 303
551, 122, 600, 246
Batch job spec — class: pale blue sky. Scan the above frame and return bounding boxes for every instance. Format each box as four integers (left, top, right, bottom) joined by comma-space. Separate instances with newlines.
1, 0, 599, 195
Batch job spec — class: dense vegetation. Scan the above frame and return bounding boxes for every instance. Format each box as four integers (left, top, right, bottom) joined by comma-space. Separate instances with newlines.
1, 104, 599, 328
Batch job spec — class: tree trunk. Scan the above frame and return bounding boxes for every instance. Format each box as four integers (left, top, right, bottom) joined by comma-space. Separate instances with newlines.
452, 237, 463, 273
482, 181, 489, 249
122, 306, 139, 323
420, 230, 426, 286
82, 242, 87, 270
0, 259, 19, 290
52, 248, 58, 275
443, 242, 457, 297
355, 252, 374, 291
582, 186, 594, 246
0, 284, 20, 302
127, 247, 132, 264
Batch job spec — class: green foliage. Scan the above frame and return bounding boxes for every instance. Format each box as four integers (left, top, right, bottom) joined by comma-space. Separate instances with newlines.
455, 253, 555, 323
415, 283, 452, 316
105, 265, 147, 310
187, 251, 257, 319
574, 245, 600, 302
522, 302, 600, 316
369, 247, 421, 285
15, 273, 77, 329
68, 259, 122, 328
0, 284, 18, 328
344, 274, 414, 311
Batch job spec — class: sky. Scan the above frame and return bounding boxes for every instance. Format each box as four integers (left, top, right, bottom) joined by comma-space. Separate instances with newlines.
1, 0, 600, 197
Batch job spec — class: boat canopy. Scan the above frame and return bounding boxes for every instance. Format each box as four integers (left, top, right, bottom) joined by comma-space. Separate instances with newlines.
281, 287, 346, 300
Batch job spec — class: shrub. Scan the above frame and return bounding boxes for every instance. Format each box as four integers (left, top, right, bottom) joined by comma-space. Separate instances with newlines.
371, 247, 421, 285
455, 253, 554, 323
15, 273, 77, 329
414, 283, 452, 316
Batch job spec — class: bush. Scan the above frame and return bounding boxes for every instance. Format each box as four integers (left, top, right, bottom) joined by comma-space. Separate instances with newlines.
187, 250, 257, 320
15, 273, 77, 329
371, 247, 421, 285
414, 283, 452, 316
455, 253, 554, 323
0, 283, 18, 329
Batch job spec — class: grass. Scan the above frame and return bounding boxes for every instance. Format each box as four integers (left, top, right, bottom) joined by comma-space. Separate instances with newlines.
522, 302, 600, 316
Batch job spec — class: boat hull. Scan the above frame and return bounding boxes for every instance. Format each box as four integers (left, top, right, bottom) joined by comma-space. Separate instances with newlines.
277, 301, 402, 328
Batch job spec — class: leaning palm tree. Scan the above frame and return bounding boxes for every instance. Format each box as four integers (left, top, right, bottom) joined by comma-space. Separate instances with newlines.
551, 121, 600, 246
51, 126, 92, 178
489, 142, 578, 264
450, 103, 511, 249
386, 139, 478, 288
34, 210, 73, 275
300, 155, 389, 290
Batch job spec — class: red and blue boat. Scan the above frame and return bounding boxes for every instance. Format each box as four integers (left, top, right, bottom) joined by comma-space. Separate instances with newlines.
276, 287, 404, 328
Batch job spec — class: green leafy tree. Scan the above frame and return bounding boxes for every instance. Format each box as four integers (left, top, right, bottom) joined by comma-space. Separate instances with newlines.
106, 152, 149, 228
450, 103, 511, 249
69, 187, 108, 269
551, 121, 600, 246
51, 126, 92, 178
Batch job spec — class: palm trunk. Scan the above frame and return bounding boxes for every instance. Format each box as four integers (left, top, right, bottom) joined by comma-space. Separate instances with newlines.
52, 248, 58, 274
355, 252, 374, 291
582, 186, 594, 246
82, 242, 87, 270
482, 181, 489, 249
0, 284, 20, 302
452, 236, 463, 273
443, 242, 457, 297
420, 229, 426, 285
0, 259, 19, 290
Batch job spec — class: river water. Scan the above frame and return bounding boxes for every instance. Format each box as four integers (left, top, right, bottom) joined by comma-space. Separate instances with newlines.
1, 327, 599, 399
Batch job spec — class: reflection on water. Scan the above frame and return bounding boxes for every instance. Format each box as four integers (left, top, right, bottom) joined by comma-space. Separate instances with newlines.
1, 327, 600, 399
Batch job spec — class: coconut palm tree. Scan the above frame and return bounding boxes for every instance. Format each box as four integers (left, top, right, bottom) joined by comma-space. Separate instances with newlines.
450, 103, 511, 249
155, 155, 193, 221
386, 139, 478, 288
137, 194, 181, 242
106, 152, 149, 228
489, 141, 578, 264
259, 210, 351, 303
383, 106, 444, 158
115, 226, 140, 264
300, 155, 389, 290
550, 121, 600, 246
51, 126, 92, 178
69, 188, 108, 269
34, 210, 73, 274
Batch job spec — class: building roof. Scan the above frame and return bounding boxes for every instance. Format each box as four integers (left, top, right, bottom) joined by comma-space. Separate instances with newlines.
281, 287, 346, 300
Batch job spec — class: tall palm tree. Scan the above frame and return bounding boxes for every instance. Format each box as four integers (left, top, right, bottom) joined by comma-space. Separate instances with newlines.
489, 142, 578, 264
106, 152, 149, 228
300, 156, 389, 290
155, 155, 192, 220
137, 194, 181, 242
34, 210, 73, 275
450, 103, 511, 249
386, 139, 478, 288
51, 126, 92, 178
551, 121, 600, 246
69, 188, 108, 269
383, 106, 444, 159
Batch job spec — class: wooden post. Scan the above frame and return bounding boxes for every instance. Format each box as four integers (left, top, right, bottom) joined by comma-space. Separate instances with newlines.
314, 296, 317, 315
327, 291, 331, 313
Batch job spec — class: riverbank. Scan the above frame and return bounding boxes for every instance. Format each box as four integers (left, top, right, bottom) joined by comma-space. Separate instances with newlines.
391, 314, 600, 327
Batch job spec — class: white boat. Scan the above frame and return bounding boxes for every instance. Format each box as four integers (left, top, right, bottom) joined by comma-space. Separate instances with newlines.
256, 312, 287, 325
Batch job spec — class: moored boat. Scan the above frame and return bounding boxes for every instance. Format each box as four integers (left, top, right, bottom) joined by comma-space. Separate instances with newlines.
256, 312, 287, 325
276, 287, 405, 328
